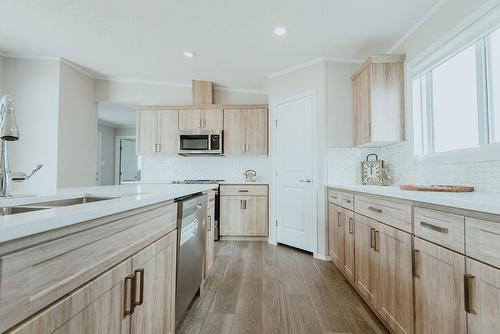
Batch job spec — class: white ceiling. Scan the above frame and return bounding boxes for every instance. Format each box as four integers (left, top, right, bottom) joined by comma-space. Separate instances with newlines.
0, 0, 439, 91
97, 102, 137, 127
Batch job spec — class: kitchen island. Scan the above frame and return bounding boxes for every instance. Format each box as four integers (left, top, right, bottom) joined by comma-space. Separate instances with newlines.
0, 184, 214, 333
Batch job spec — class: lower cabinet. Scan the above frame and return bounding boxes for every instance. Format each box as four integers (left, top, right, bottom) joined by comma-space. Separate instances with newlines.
354, 214, 380, 307
205, 202, 215, 278
328, 203, 344, 267
414, 237, 466, 334
9, 230, 177, 334
378, 223, 413, 334
219, 185, 268, 237
342, 208, 355, 284
465, 258, 500, 334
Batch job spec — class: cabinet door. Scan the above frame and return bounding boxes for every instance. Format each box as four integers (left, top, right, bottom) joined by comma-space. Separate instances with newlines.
466, 258, 500, 334
9, 259, 131, 334
343, 209, 355, 284
354, 214, 379, 306
353, 66, 372, 146
328, 203, 336, 263
414, 238, 466, 334
179, 109, 201, 130
223, 109, 246, 155
157, 110, 179, 154
242, 196, 268, 236
378, 224, 413, 334
201, 109, 223, 130
219, 196, 244, 235
137, 110, 158, 155
130, 231, 177, 334
245, 108, 268, 155
330, 204, 344, 268
205, 205, 216, 277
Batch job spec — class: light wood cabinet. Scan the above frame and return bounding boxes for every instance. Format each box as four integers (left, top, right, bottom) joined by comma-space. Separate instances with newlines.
466, 258, 500, 334
130, 231, 177, 334
343, 209, 355, 284
328, 204, 344, 267
137, 109, 178, 155
377, 224, 413, 334
178, 109, 223, 130
352, 55, 405, 147
354, 214, 379, 307
414, 237, 466, 334
219, 185, 268, 237
223, 108, 268, 155
205, 202, 215, 278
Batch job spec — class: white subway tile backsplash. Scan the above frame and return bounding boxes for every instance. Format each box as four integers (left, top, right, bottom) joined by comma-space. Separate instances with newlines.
141, 155, 272, 183
328, 141, 500, 193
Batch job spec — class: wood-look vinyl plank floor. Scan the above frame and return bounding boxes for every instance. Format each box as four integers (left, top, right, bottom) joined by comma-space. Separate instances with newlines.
177, 241, 388, 334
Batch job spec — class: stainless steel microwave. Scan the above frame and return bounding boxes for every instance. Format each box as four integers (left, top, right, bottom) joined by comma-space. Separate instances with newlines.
178, 130, 223, 156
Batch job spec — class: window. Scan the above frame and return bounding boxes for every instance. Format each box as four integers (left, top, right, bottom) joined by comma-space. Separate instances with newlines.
413, 26, 500, 156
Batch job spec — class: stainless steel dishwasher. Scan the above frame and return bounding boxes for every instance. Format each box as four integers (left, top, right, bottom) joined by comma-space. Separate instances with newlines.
175, 193, 207, 327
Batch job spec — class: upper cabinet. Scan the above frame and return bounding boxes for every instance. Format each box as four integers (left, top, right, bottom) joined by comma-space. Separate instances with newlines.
178, 109, 223, 131
223, 108, 268, 155
352, 54, 406, 147
137, 109, 178, 155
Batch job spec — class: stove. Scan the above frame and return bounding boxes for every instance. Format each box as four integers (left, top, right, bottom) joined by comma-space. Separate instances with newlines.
172, 179, 225, 184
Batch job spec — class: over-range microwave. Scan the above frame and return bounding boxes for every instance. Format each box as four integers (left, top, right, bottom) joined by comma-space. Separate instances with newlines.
178, 130, 223, 156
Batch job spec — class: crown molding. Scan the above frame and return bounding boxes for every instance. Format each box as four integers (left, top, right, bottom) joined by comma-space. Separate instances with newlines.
268, 56, 364, 79
386, 0, 448, 54
60, 58, 99, 79
98, 119, 135, 129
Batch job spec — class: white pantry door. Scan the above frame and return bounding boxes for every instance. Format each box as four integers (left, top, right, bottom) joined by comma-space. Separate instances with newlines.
275, 94, 315, 252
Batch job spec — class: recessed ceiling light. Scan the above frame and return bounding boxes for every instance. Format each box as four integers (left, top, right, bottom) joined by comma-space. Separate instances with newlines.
274, 27, 287, 36
184, 51, 195, 58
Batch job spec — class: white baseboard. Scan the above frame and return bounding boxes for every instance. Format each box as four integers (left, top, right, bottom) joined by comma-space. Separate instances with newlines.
313, 253, 331, 261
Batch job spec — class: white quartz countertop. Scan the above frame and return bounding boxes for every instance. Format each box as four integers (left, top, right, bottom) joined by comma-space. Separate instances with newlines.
328, 184, 500, 216
0, 184, 214, 244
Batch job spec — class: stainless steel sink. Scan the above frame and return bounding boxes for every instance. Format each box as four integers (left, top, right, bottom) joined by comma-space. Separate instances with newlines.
29, 196, 115, 207
0, 206, 49, 216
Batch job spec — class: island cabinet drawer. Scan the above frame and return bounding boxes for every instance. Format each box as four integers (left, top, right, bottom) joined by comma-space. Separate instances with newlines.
341, 193, 354, 210
466, 217, 500, 268
0, 202, 177, 333
414, 208, 464, 254
328, 190, 342, 205
220, 184, 268, 196
355, 195, 412, 232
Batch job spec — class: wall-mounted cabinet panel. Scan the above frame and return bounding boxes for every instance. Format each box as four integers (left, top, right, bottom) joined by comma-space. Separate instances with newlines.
223, 108, 268, 155
137, 109, 178, 155
352, 55, 405, 147
179, 109, 222, 131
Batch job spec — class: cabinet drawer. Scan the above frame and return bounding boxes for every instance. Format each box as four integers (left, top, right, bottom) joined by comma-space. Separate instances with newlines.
466, 217, 500, 268
341, 193, 354, 210
328, 190, 342, 205
220, 184, 268, 196
355, 195, 412, 232
414, 208, 464, 254
0, 202, 177, 333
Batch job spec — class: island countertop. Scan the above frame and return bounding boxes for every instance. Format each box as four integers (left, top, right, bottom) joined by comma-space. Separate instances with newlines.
0, 183, 215, 244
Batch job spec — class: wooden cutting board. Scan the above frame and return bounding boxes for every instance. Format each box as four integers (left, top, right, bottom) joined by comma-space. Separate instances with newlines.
400, 185, 475, 192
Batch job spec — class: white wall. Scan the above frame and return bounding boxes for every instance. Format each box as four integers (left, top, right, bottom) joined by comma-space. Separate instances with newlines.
97, 123, 115, 186
0, 55, 5, 96
114, 127, 135, 137
57, 62, 97, 188
94, 79, 268, 105
4, 58, 60, 192
269, 61, 328, 258
326, 62, 360, 147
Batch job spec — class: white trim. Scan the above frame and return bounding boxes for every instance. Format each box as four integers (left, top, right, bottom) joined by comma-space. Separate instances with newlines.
416, 142, 500, 165
60, 58, 98, 79
268, 57, 363, 79
408, 1, 500, 76
386, 0, 448, 54
96, 132, 102, 186
214, 86, 268, 95
313, 253, 331, 261
271, 90, 318, 254
114, 136, 136, 184
98, 119, 135, 129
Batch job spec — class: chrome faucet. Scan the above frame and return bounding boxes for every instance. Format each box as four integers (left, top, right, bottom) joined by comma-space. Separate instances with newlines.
0, 95, 43, 196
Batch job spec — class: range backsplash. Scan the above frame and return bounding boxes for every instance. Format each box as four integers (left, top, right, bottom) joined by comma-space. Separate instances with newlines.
328, 141, 500, 193
141, 155, 272, 183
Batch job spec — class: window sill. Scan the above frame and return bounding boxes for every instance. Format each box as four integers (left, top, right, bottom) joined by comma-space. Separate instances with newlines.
415, 143, 500, 165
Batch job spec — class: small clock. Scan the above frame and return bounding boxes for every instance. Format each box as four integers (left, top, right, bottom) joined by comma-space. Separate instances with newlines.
361, 154, 384, 185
